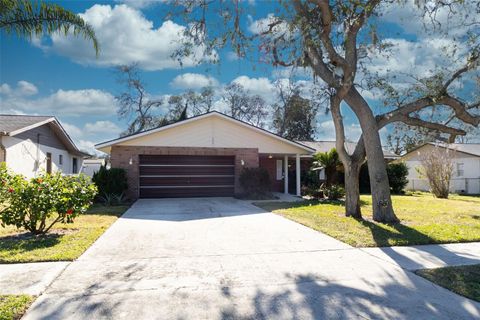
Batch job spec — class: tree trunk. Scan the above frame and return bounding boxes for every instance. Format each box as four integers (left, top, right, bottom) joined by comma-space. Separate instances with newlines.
345, 89, 399, 223
344, 163, 362, 219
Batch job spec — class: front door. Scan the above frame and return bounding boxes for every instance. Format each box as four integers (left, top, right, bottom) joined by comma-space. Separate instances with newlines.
46, 152, 52, 174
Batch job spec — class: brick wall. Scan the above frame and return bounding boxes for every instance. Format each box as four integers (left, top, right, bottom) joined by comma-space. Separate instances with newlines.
110, 146, 259, 199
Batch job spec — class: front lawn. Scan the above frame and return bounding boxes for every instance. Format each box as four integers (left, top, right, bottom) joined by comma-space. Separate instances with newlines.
255, 193, 480, 247
0, 295, 34, 320
0, 205, 129, 263
416, 264, 480, 302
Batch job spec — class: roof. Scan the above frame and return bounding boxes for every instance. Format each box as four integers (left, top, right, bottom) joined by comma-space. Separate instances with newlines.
404, 142, 480, 158
0, 114, 90, 157
0, 115, 54, 135
96, 111, 316, 154
298, 140, 400, 159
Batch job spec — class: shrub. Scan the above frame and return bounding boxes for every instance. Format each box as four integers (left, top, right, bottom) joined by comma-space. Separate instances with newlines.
321, 184, 345, 200
386, 162, 409, 194
92, 165, 128, 202
0, 165, 97, 234
417, 146, 455, 199
239, 167, 272, 199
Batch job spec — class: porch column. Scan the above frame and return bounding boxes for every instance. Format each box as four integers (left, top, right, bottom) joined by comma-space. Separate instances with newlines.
296, 154, 301, 196
284, 155, 289, 194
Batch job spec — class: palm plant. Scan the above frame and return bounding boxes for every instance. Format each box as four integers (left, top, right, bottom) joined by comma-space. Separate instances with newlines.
312, 148, 341, 186
0, 0, 98, 55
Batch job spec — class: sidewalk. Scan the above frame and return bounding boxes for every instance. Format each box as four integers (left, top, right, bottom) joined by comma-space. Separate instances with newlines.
361, 242, 480, 271
0, 261, 69, 295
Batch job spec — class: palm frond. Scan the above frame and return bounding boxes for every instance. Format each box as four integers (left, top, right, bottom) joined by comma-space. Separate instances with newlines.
0, 0, 99, 55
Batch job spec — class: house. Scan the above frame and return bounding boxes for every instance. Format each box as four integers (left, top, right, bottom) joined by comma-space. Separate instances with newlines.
95, 111, 315, 199
297, 140, 399, 181
401, 142, 480, 194
0, 115, 88, 178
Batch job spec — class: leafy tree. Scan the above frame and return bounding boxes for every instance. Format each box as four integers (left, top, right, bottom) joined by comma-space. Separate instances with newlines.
272, 79, 322, 140
386, 123, 438, 155
115, 64, 164, 136
170, 0, 479, 223
167, 87, 215, 119
386, 162, 409, 194
221, 83, 269, 127
0, 0, 98, 55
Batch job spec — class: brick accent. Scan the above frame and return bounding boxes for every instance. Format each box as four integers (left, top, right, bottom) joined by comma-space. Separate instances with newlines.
110, 146, 259, 199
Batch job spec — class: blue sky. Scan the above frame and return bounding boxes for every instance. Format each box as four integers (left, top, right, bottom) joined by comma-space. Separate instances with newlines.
1, 1, 478, 154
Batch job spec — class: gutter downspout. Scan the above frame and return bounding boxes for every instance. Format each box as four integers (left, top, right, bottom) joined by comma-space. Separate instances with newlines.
0, 132, 6, 162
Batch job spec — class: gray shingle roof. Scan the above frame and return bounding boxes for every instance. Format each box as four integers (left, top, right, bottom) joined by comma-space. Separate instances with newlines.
0, 115, 54, 134
297, 140, 400, 158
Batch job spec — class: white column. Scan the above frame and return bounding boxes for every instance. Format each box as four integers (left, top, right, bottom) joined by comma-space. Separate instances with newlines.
296, 154, 301, 196
284, 155, 288, 194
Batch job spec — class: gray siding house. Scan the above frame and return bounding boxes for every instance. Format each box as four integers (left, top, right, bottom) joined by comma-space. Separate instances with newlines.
0, 115, 88, 178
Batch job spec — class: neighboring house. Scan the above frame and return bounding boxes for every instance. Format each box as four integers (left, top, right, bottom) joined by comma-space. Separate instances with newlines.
96, 111, 315, 199
298, 140, 399, 181
0, 115, 89, 178
81, 158, 108, 177
401, 143, 480, 194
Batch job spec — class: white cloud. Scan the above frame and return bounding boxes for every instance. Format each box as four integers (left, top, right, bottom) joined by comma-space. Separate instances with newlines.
84, 120, 122, 135
63, 121, 122, 155
231, 75, 276, 99
170, 73, 219, 89
0, 81, 117, 116
0, 81, 38, 97
317, 120, 363, 142
248, 13, 292, 36
114, 0, 165, 9
34, 4, 215, 71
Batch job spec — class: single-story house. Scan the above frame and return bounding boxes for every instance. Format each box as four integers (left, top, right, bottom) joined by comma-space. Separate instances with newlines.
0, 115, 88, 178
297, 140, 399, 181
96, 111, 316, 199
401, 142, 480, 194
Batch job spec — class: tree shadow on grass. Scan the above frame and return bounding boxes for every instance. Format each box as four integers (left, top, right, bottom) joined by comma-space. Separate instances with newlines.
0, 232, 62, 260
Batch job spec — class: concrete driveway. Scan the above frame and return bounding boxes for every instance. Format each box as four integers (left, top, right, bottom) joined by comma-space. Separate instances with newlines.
24, 198, 479, 319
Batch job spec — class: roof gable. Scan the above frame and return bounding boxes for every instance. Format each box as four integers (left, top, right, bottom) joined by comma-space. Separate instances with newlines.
0, 114, 88, 157
96, 112, 315, 154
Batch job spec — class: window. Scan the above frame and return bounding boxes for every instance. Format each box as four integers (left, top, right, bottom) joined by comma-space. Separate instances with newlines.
457, 163, 464, 177
276, 159, 283, 180
59, 154, 63, 165
72, 158, 78, 173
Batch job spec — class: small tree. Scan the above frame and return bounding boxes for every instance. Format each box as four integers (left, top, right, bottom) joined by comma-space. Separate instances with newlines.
312, 148, 340, 186
417, 146, 455, 199
386, 162, 409, 194
0, 165, 97, 234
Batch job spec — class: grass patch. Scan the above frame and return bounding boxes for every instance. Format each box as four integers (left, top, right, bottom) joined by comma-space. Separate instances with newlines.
255, 193, 480, 247
416, 264, 480, 302
0, 295, 34, 320
0, 204, 130, 263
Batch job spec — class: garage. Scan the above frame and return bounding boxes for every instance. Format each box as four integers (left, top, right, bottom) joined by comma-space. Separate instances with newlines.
139, 154, 235, 198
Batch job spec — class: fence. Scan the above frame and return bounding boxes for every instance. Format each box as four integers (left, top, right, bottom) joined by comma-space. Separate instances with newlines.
407, 178, 480, 195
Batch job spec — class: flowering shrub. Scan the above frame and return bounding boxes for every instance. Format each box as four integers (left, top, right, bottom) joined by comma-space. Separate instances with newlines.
0, 164, 97, 234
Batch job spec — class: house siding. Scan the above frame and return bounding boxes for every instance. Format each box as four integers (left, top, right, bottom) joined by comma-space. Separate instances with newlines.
3, 135, 82, 178
110, 146, 259, 199
15, 124, 66, 150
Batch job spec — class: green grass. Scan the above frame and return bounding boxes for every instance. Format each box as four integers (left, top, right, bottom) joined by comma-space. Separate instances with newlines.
0, 295, 34, 320
0, 204, 130, 263
255, 193, 480, 247
416, 264, 480, 302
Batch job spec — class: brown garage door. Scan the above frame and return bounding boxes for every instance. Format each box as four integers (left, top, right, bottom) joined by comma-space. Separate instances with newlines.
139, 155, 235, 198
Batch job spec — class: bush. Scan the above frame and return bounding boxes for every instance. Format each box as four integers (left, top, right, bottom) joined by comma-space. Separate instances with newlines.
387, 162, 409, 194
0, 164, 97, 234
92, 165, 128, 203
238, 167, 272, 199
321, 184, 345, 200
